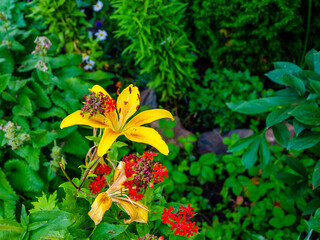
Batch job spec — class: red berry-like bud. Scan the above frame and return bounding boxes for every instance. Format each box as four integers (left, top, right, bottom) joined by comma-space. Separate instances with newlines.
149, 183, 154, 188
159, 237, 164, 240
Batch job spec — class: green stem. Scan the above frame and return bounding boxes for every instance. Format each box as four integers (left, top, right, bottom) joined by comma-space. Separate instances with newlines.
77, 154, 100, 191
300, 0, 312, 67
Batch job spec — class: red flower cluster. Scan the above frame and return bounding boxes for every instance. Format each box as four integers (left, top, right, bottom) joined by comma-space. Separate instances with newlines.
121, 152, 168, 201
161, 204, 199, 238
89, 163, 111, 195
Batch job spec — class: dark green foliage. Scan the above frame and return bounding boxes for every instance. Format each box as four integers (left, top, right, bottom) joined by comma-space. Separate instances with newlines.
188, 68, 263, 130
185, 0, 320, 75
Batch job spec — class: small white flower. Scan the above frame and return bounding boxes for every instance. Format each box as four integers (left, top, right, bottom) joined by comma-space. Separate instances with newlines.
93, 1, 103, 12
88, 31, 93, 38
95, 30, 108, 41
82, 53, 89, 62
84, 60, 95, 71
160, 40, 166, 45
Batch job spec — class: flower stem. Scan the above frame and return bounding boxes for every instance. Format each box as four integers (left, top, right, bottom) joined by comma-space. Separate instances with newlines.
77, 155, 101, 191
59, 162, 96, 198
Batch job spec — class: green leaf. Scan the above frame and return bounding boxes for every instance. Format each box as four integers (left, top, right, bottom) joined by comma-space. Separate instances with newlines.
172, 171, 189, 184
227, 96, 301, 114
0, 74, 11, 93
313, 160, 320, 189
307, 213, 320, 233
29, 210, 74, 240
81, 70, 114, 82
29, 81, 52, 108
259, 135, 270, 167
266, 106, 292, 128
288, 131, 320, 150
284, 214, 296, 227
0, 45, 14, 74
0, 168, 18, 219
287, 157, 308, 177
51, 90, 80, 113
199, 153, 216, 166
309, 79, 320, 96
241, 138, 260, 169
291, 104, 320, 125
272, 123, 290, 148
37, 107, 66, 119
201, 166, 214, 182
91, 223, 128, 240
12, 94, 33, 116
20, 205, 28, 227
16, 145, 40, 171
276, 172, 302, 184
0, 219, 23, 240
136, 223, 149, 237
63, 131, 90, 156
29, 191, 58, 213
274, 62, 302, 72
49, 53, 82, 69
4, 159, 44, 192
189, 162, 201, 176
228, 133, 259, 152
293, 118, 305, 136
31, 129, 58, 148
282, 74, 305, 96
303, 198, 320, 215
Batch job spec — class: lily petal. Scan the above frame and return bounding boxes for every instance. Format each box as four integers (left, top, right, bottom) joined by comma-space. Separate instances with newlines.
117, 84, 140, 128
88, 192, 112, 225
124, 109, 174, 131
112, 198, 148, 224
90, 85, 111, 98
97, 127, 122, 156
124, 126, 169, 155
60, 110, 108, 129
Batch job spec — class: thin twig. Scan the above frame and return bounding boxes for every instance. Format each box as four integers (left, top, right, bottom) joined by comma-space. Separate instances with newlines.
77, 156, 101, 191
59, 162, 96, 198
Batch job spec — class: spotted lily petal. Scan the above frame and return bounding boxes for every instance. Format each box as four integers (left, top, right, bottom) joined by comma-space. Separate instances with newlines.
112, 198, 148, 224
117, 84, 140, 128
124, 109, 174, 131
88, 192, 112, 225
90, 85, 111, 98
124, 126, 169, 155
60, 110, 108, 129
97, 127, 122, 157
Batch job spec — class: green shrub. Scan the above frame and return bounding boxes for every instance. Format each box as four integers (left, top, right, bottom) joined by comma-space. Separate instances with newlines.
185, 0, 320, 74
188, 68, 263, 131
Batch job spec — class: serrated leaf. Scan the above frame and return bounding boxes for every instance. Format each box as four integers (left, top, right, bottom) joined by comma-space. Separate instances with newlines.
31, 129, 58, 148
91, 223, 128, 240
189, 162, 201, 176
199, 153, 216, 166
0, 219, 23, 240
0, 168, 18, 219
12, 94, 33, 116
0, 74, 11, 93
51, 90, 79, 113
80, 70, 114, 82
201, 166, 214, 181
37, 107, 66, 119
28, 210, 74, 240
4, 159, 44, 192
29, 81, 52, 108
16, 145, 40, 171
30, 191, 59, 213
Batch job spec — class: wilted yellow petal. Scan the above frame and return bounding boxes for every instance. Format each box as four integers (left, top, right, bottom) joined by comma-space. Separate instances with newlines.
117, 84, 140, 128
88, 193, 112, 225
90, 85, 111, 98
112, 198, 148, 224
124, 109, 174, 131
60, 110, 108, 129
97, 127, 122, 156
124, 126, 169, 155
106, 162, 127, 193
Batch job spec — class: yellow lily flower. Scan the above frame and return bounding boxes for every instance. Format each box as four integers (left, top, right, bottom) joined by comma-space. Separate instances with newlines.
88, 161, 148, 225
60, 84, 174, 157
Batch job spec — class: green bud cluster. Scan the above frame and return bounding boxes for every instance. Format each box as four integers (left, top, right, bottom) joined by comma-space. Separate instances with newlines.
0, 121, 30, 150
50, 146, 62, 168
